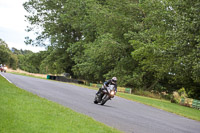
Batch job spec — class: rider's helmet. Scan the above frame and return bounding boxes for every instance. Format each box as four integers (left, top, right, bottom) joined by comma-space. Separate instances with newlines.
111, 77, 117, 84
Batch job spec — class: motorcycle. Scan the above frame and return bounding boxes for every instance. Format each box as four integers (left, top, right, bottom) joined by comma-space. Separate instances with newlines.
3, 66, 7, 73
94, 85, 115, 105
0, 66, 7, 72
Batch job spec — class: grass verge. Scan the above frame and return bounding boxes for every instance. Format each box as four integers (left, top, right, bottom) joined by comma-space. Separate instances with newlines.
117, 92, 200, 121
0, 75, 121, 133
8, 71, 46, 79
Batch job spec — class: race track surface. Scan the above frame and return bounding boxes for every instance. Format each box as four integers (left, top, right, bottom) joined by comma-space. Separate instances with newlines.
1, 73, 200, 133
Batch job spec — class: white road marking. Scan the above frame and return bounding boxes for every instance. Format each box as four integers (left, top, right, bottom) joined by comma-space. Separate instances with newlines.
0, 73, 12, 84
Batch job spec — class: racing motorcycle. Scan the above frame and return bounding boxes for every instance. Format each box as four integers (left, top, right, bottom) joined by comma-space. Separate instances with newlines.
94, 85, 115, 105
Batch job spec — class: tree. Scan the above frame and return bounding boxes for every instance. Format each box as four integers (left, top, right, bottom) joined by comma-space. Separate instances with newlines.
0, 40, 11, 65
0, 39, 18, 69
130, 0, 200, 98
40, 46, 74, 75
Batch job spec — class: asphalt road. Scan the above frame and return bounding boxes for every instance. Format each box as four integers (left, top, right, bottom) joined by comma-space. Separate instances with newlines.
1, 73, 200, 133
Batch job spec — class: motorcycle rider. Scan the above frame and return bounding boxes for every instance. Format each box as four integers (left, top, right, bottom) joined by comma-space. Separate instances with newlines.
96, 77, 118, 95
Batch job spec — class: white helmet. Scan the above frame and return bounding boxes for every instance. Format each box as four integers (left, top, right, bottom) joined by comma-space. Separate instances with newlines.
111, 77, 117, 84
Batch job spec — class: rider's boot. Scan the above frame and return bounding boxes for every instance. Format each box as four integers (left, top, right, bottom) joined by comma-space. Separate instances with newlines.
96, 88, 102, 95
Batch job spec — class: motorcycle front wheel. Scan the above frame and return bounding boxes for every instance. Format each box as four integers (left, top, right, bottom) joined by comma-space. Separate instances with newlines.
94, 95, 98, 104
100, 95, 109, 105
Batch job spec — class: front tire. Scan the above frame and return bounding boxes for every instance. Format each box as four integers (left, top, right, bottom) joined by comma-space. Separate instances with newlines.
94, 95, 99, 104
100, 95, 109, 105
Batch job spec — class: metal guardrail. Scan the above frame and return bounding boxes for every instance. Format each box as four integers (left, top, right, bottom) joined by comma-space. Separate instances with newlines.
180, 98, 200, 109
192, 99, 200, 109
47, 75, 84, 84
89, 83, 132, 94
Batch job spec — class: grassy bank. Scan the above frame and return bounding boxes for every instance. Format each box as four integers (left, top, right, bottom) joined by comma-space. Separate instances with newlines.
117, 93, 200, 121
8, 71, 46, 79
0, 75, 121, 133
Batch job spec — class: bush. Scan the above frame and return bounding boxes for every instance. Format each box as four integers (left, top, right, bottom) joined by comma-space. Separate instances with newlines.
178, 87, 188, 98
183, 98, 193, 107
170, 91, 181, 103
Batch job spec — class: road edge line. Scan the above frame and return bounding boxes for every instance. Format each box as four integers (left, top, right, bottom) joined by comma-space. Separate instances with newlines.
0, 73, 12, 84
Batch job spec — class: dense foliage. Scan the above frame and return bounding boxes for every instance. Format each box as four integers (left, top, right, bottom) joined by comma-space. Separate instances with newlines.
0, 39, 18, 69
2, 0, 199, 99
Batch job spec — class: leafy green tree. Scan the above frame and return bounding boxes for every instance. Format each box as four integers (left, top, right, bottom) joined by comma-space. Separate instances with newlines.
17, 54, 27, 70
130, 0, 200, 98
0, 40, 11, 65
71, 33, 127, 82
0, 39, 18, 69
40, 46, 74, 75
9, 54, 18, 70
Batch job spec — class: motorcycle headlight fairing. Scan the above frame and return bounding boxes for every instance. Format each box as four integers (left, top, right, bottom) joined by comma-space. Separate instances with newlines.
110, 91, 115, 95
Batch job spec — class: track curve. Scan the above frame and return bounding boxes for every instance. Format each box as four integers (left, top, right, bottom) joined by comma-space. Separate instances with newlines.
1, 73, 200, 133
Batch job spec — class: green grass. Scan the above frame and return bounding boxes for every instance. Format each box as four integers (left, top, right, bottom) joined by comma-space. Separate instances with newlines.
0, 75, 121, 133
117, 92, 200, 121
8, 71, 46, 79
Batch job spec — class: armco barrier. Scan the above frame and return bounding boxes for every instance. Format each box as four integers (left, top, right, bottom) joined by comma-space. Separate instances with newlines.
194, 100, 200, 109
181, 98, 200, 109
125, 88, 132, 93
192, 99, 197, 108
89, 83, 97, 87
97, 84, 102, 88
89, 83, 132, 94
50, 75, 56, 80
47, 75, 50, 79
47, 75, 84, 84
118, 87, 126, 92
197, 101, 200, 109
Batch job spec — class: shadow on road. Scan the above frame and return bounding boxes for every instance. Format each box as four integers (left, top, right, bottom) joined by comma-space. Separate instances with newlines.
93, 103, 117, 109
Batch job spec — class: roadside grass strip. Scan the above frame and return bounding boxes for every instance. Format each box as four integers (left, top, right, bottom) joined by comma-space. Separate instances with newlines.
117, 93, 200, 121
8, 71, 46, 79
0, 76, 121, 133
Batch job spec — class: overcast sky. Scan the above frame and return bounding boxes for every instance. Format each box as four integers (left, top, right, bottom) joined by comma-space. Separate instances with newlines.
0, 0, 46, 52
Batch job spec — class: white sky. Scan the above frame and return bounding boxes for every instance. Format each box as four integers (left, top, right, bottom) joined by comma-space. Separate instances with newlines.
0, 0, 46, 52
